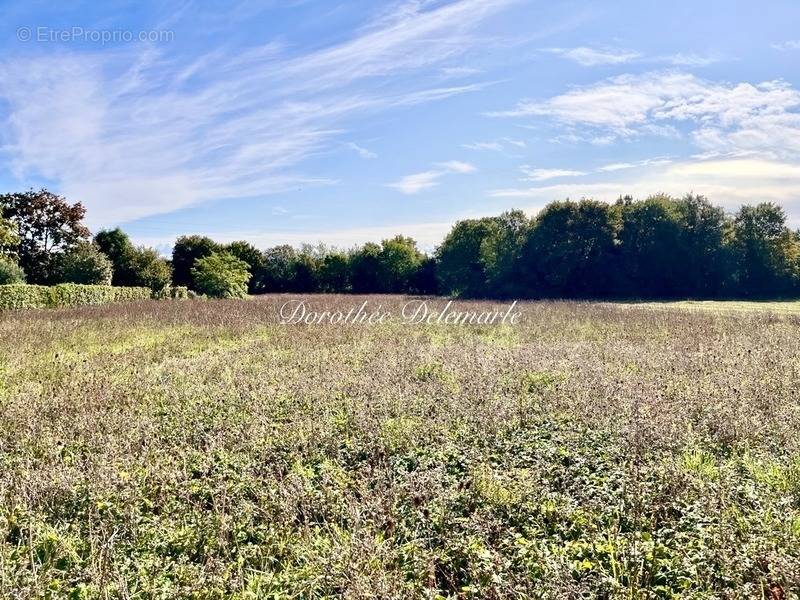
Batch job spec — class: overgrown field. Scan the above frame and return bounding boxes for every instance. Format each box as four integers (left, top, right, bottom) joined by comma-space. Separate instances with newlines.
1, 296, 799, 598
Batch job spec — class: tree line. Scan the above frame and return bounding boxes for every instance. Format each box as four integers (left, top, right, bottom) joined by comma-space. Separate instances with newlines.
2, 188, 800, 299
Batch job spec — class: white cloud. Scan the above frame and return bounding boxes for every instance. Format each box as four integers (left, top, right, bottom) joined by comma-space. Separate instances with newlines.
490, 71, 800, 159
597, 157, 672, 172
345, 142, 378, 159
520, 166, 587, 181
543, 46, 641, 66
772, 40, 800, 51
436, 160, 476, 173
441, 66, 482, 77
387, 160, 476, 194
663, 52, 721, 66
463, 141, 505, 151
463, 137, 525, 152
0, 0, 515, 227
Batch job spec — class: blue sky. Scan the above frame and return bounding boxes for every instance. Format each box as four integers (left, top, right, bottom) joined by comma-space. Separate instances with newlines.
1, 0, 799, 251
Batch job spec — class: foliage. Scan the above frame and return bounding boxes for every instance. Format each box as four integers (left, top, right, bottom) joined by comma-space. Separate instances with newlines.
435, 217, 498, 297
259, 244, 299, 292
0, 189, 90, 284
191, 251, 251, 298
0, 214, 20, 255
377, 235, 425, 293
51, 242, 114, 285
521, 199, 618, 298
95, 228, 172, 293
172, 235, 220, 289
729, 203, 800, 297
0, 256, 25, 284
225, 241, 264, 294
0, 283, 151, 310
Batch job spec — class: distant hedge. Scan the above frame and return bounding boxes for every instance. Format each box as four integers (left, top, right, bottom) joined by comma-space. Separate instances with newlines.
0, 284, 153, 310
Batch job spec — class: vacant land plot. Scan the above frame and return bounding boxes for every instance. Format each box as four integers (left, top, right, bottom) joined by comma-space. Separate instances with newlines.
1, 296, 799, 598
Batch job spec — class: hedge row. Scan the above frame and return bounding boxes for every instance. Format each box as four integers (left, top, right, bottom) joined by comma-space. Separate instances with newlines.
0, 284, 167, 310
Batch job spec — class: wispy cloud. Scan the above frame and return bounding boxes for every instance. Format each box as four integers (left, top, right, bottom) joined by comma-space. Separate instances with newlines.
345, 142, 378, 159
597, 157, 672, 172
462, 137, 526, 152
463, 141, 505, 151
387, 160, 476, 194
543, 46, 641, 66
772, 40, 800, 51
0, 0, 515, 227
520, 166, 586, 181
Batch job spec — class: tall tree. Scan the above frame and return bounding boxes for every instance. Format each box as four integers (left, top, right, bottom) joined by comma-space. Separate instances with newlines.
224, 241, 264, 294
435, 217, 498, 297
0, 189, 90, 283
350, 242, 383, 294
614, 195, 684, 298
377, 235, 424, 293
172, 235, 220, 289
521, 200, 617, 298
673, 193, 730, 297
259, 245, 298, 293
0, 214, 20, 256
730, 203, 800, 296
480, 210, 531, 298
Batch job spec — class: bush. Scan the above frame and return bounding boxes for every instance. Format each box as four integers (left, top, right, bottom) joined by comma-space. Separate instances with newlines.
0, 284, 152, 310
191, 252, 251, 299
0, 284, 52, 309
152, 286, 190, 300
170, 286, 190, 299
0, 256, 25, 284
52, 243, 113, 285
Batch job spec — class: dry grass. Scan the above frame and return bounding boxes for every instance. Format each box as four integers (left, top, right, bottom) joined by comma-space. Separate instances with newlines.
1, 295, 799, 598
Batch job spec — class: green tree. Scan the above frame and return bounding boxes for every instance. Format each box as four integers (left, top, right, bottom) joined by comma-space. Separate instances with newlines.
377, 235, 424, 293
172, 235, 220, 289
673, 193, 730, 297
408, 256, 439, 295
318, 251, 351, 292
613, 195, 684, 298
52, 242, 113, 285
480, 210, 531, 298
259, 245, 298, 292
0, 256, 25, 284
191, 252, 251, 298
0, 189, 90, 283
521, 199, 617, 298
350, 242, 382, 293
0, 214, 20, 256
435, 218, 497, 297
127, 247, 172, 293
95, 228, 136, 285
729, 203, 799, 296
225, 241, 264, 293
96, 228, 171, 292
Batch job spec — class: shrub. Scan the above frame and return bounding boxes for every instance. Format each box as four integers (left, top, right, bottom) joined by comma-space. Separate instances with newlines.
152, 286, 190, 300
191, 252, 251, 299
0, 256, 25, 284
170, 286, 190, 299
52, 243, 113, 285
0, 284, 52, 309
0, 284, 152, 310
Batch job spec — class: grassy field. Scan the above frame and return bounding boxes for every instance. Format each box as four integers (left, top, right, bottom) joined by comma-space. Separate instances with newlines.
1, 296, 799, 598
